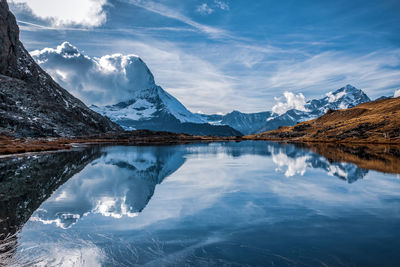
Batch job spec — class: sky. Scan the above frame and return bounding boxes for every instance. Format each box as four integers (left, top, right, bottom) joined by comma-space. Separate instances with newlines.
8, 0, 400, 114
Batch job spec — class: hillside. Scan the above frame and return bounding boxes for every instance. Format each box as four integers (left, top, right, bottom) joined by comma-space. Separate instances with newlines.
246, 97, 400, 144
0, 0, 122, 137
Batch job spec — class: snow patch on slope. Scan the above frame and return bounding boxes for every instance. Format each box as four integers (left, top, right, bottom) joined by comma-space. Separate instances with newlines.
326, 91, 346, 103
157, 88, 203, 123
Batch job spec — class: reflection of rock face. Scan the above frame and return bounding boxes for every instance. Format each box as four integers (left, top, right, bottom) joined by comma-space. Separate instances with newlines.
0, 147, 102, 263
31, 146, 186, 228
0, 147, 102, 237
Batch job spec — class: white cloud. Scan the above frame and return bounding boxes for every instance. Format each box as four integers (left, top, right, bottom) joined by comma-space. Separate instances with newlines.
31, 42, 156, 105
197, 3, 214, 15
272, 91, 309, 115
10, 0, 108, 27
214, 0, 229, 10
394, 89, 400, 98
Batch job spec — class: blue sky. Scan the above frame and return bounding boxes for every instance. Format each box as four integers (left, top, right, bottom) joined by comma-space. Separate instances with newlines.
9, 0, 400, 113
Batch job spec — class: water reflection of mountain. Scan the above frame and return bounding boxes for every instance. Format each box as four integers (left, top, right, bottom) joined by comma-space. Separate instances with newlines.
0, 147, 102, 264
31, 146, 186, 229
268, 143, 369, 183
194, 142, 369, 183
0, 141, 381, 237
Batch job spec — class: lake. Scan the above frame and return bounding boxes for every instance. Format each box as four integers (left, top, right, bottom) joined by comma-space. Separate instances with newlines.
1, 141, 400, 266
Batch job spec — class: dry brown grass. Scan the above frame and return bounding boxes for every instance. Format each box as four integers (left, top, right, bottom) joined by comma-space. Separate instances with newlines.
246, 97, 400, 144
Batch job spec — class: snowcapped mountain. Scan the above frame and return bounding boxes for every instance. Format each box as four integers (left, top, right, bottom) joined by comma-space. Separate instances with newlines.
31, 42, 241, 136
304, 84, 371, 116
200, 85, 371, 135
88, 57, 241, 136
259, 84, 371, 132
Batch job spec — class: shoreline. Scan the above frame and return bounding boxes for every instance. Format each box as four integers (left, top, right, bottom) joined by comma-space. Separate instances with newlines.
2, 133, 400, 158
0, 132, 242, 157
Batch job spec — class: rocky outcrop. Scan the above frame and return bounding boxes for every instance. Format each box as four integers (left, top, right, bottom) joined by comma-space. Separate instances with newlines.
0, 0, 122, 137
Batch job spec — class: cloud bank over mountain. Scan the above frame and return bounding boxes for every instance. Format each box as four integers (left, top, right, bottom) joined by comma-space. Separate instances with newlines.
272, 92, 309, 115
31, 42, 156, 106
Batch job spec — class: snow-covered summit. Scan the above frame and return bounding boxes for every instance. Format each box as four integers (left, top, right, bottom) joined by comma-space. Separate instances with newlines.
91, 85, 203, 128
306, 84, 370, 113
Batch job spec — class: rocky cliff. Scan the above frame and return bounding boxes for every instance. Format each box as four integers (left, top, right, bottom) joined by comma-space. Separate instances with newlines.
0, 0, 122, 137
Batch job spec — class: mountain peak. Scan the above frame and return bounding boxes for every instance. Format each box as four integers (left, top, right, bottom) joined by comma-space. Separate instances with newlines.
58, 42, 81, 57
325, 85, 370, 106
344, 84, 357, 90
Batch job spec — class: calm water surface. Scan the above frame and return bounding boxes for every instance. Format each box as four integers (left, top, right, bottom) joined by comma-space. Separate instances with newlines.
0, 141, 400, 266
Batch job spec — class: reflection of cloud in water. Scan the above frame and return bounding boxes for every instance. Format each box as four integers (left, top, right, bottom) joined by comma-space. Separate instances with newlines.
272, 151, 310, 177
30, 146, 186, 228
269, 145, 369, 182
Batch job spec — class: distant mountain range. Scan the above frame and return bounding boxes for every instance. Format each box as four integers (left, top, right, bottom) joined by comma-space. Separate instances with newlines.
30, 40, 376, 137
198, 84, 371, 135
71, 53, 372, 136
83, 56, 372, 135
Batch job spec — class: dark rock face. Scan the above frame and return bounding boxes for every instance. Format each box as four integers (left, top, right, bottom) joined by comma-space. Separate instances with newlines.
0, 0, 122, 137
0, 0, 19, 78
0, 147, 102, 264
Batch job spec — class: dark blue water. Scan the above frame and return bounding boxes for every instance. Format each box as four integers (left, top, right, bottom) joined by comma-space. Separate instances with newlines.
1, 141, 400, 266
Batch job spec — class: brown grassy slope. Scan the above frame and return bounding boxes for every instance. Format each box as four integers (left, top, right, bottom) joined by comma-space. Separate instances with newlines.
245, 97, 400, 144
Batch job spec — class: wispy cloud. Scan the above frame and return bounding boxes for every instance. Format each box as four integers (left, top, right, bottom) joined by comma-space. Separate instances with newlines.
266, 50, 400, 97
125, 0, 228, 37
17, 20, 92, 32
